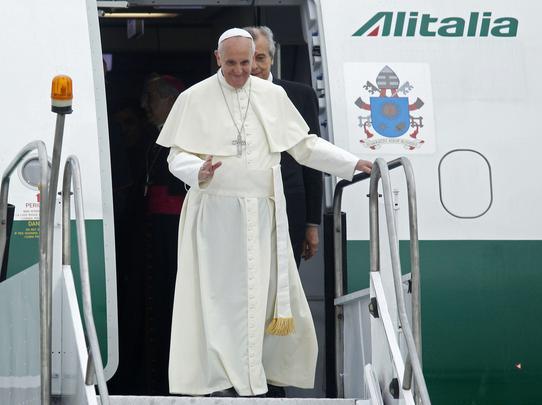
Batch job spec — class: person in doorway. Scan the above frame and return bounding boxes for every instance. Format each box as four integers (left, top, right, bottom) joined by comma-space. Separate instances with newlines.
140, 74, 187, 395
157, 28, 372, 397
244, 26, 323, 269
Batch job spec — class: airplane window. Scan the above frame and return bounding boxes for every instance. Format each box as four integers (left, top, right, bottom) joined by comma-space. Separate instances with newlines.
438, 149, 493, 219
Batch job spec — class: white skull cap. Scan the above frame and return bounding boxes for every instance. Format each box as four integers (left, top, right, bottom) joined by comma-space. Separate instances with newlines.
217, 28, 253, 47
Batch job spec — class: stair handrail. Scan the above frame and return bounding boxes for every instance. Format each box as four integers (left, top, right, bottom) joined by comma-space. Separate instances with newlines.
332, 157, 403, 397
61, 155, 109, 405
0, 141, 52, 404
369, 157, 429, 404
398, 158, 421, 392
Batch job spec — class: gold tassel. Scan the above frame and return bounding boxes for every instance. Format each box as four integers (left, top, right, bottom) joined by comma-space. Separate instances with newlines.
266, 317, 295, 336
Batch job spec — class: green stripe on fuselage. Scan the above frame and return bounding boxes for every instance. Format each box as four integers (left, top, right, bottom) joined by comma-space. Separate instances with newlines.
6, 219, 108, 364
346, 240, 542, 404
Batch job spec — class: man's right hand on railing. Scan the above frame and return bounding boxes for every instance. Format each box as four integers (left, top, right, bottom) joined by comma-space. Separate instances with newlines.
356, 159, 373, 174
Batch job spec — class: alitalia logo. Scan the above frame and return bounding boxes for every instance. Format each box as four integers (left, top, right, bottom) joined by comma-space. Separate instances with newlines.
353, 11, 518, 37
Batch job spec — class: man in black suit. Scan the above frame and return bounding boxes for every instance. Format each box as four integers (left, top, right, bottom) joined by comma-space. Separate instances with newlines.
245, 26, 323, 268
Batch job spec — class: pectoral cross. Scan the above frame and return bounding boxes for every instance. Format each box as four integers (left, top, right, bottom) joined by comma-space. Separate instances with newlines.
232, 133, 246, 157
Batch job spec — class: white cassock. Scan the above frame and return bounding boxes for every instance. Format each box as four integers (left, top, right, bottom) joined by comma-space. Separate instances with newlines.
156, 71, 359, 396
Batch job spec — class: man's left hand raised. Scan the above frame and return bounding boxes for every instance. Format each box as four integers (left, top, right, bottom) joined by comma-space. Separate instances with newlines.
199, 155, 222, 183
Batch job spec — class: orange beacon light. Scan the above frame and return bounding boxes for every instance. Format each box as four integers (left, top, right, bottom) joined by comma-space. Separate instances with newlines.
51, 75, 73, 114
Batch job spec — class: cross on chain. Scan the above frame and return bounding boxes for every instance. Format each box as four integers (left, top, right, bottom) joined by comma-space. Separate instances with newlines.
232, 133, 247, 157
217, 73, 252, 159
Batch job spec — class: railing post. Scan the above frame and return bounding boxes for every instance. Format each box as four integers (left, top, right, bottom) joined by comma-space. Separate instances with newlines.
369, 162, 382, 275
400, 158, 422, 394
332, 187, 345, 397
62, 156, 109, 404
375, 158, 430, 404
39, 75, 73, 405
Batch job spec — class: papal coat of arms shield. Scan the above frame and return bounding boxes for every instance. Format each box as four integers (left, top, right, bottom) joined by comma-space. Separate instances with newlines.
344, 63, 434, 153
370, 96, 410, 138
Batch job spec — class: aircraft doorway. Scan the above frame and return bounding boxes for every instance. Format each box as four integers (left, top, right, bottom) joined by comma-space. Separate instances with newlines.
98, 3, 324, 398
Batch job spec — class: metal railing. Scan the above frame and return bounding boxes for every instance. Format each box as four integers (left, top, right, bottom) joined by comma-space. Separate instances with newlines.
0, 141, 52, 404
332, 158, 402, 398
62, 156, 109, 404
0, 76, 78, 405
333, 157, 429, 403
369, 157, 429, 404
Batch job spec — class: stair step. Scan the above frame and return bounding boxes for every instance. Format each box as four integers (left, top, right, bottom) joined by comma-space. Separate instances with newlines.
103, 396, 370, 405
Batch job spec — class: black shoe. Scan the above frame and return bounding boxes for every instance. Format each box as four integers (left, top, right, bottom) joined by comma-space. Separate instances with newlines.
208, 387, 239, 397
266, 384, 286, 398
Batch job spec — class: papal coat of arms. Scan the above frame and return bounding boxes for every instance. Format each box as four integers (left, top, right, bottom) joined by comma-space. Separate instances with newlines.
355, 65, 425, 150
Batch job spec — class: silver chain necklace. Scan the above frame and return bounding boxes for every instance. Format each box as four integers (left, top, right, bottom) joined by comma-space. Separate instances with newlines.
217, 72, 252, 157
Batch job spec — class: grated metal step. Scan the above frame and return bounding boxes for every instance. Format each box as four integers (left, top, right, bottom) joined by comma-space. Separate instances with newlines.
102, 397, 371, 405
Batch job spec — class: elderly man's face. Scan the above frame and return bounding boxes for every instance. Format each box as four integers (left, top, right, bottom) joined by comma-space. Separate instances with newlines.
251, 35, 272, 80
215, 37, 254, 88
143, 82, 173, 127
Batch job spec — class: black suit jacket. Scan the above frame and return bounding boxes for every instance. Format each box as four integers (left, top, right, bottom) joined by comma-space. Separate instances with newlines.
274, 78, 323, 254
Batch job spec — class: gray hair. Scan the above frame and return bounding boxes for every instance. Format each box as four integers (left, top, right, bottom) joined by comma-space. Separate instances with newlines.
243, 26, 276, 60
141, 74, 183, 111
217, 36, 255, 57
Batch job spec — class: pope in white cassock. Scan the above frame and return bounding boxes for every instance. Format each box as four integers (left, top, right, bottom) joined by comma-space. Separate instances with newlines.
156, 28, 373, 397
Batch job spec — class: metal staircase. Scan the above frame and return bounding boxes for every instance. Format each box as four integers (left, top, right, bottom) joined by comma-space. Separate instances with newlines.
0, 77, 110, 405
332, 158, 430, 404
62, 156, 110, 404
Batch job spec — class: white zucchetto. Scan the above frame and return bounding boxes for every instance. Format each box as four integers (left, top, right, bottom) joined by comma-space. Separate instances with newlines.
217, 28, 253, 47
